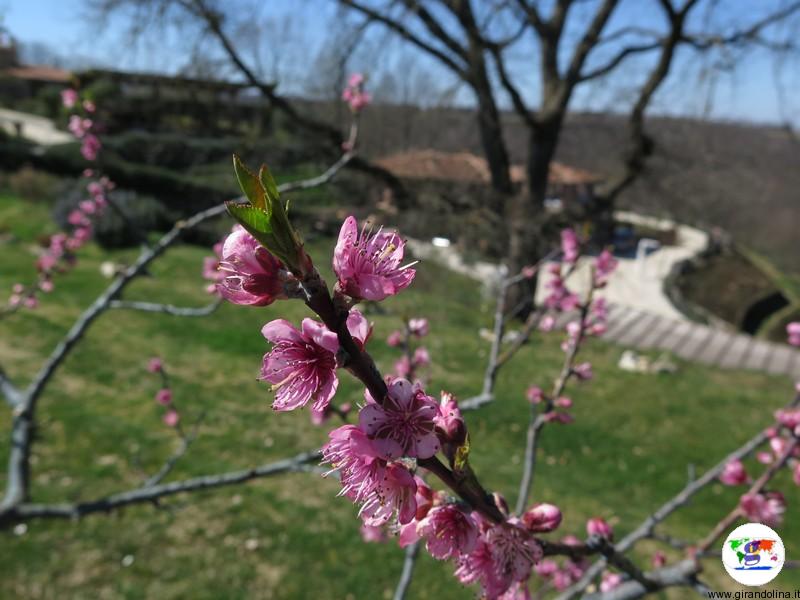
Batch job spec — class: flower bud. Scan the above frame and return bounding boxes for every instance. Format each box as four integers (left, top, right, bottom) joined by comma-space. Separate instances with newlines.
522, 502, 562, 533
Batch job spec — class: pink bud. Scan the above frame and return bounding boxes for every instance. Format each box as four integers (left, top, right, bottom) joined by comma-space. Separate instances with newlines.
573, 362, 593, 381
23, 295, 38, 309
155, 388, 172, 405
586, 517, 613, 540
522, 503, 562, 533
756, 451, 773, 465
719, 459, 748, 486
652, 550, 667, 568
39, 279, 54, 293
787, 322, 800, 346
408, 318, 429, 337
386, 330, 404, 347
163, 409, 180, 427
554, 396, 572, 409
147, 358, 163, 373
526, 386, 544, 404
600, 572, 623, 593
412, 346, 430, 367
539, 315, 556, 332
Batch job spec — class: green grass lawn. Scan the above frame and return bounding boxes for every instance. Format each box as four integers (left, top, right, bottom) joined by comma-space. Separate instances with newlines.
0, 192, 798, 599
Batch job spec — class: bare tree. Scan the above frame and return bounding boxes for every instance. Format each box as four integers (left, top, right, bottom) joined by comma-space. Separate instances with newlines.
338, 0, 800, 308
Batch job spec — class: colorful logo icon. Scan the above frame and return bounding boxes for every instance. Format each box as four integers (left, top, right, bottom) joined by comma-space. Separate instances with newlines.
722, 523, 784, 586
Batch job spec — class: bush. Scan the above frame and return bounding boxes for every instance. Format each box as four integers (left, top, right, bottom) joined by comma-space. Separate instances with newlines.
0, 166, 60, 203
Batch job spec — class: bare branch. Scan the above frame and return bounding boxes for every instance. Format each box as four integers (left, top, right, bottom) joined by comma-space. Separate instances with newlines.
555, 393, 800, 600
109, 298, 222, 317
578, 41, 663, 82
0, 450, 320, 526
392, 541, 420, 600
0, 152, 354, 513
0, 366, 21, 409
582, 559, 699, 600
339, 0, 467, 76
141, 412, 206, 488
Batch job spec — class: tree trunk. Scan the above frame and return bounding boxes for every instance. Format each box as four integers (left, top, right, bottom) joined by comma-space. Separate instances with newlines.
473, 84, 513, 196
505, 116, 563, 315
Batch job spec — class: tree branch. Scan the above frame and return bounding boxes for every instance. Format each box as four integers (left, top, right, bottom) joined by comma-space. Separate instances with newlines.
0, 450, 320, 526
109, 298, 222, 317
393, 540, 420, 600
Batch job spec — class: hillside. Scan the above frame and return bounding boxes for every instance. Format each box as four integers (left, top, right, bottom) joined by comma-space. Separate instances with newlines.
304, 100, 798, 275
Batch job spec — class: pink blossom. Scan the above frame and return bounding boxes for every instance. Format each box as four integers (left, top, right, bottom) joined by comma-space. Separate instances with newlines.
348, 73, 365, 88
554, 396, 572, 409
68, 209, 89, 227
756, 451, 774, 465
739, 492, 785, 527
155, 388, 172, 405
551, 569, 574, 591
526, 386, 544, 404
543, 411, 574, 424
600, 572, 623, 593
408, 318, 429, 337
12, 283, 24, 294
573, 362, 593, 381
260, 318, 339, 412
652, 551, 667, 568
39, 279, 54, 293
342, 86, 371, 112
79, 200, 96, 214
37, 254, 57, 272
359, 378, 440, 459
793, 463, 800, 486
82, 168, 95, 178
394, 355, 411, 378
412, 346, 430, 367
498, 582, 531, 600
23, 296, 38, 309
594, 250, 618, 286
787, 322, 800, 346
61, 88, 79, 108
485, 519, 543, 587
386, 330, 403, 347
539, 315, 556, 332
521, 503, 562, 533
147, 358, 163, 373
333, 216, 415, 301
775, 408, 800, 430
163, 409, 180, 427
218, 226, 291, 306
561, 229, 579, 263
359, 462, 417, 525
455, 538, 510, 599
68, 115, 92, 138
586, 517, 613, 540
82, 99, 96, 113
719, 459, 748, 486
8, 294, 21, 307
413, 476, 434, 520
534, 559, 558, 578
434, 391, 465, 444
417, 504, 478, 560
322, 424, 385, 503
360, 523, 387, 543
80, 134, 101, 160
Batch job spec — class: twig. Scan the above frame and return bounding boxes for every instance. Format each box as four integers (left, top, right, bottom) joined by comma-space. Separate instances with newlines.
0, 450, 320, 526
109, 298, 222, 317
393, 541, 421, 600
0, 153, 354, 514
555, 393, 800, 600
515, 287, 593, 515
141, 411, 207, 488
581, 559, 699, 600
0, 365, 21, 408
695, 434, 799, 554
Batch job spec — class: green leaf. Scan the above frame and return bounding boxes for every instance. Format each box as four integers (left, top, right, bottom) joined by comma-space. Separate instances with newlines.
233, 155, 267, 212
258, 165, 280, 204
225, 202, 272, 242
453, 433, 471, 472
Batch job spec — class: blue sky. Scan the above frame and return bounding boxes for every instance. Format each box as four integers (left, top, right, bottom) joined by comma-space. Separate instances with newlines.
2, 0, 798, 125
